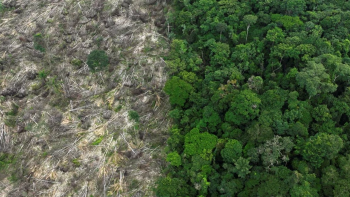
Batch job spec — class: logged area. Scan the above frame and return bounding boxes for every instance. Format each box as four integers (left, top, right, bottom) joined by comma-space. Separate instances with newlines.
0, 0, 170, 196
156, 0, 350, 196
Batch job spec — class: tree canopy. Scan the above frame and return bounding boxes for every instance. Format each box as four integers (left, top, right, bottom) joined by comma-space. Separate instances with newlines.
156, 0, 350, 196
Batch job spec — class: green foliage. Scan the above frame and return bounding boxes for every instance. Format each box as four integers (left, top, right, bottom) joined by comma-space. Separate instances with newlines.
243, 15, 258, 26
156, 0, 350, 196
33, 33, 45, 52
288, 121, 308, 137
0, 153, 15, 171
285, 0, 306, 16
4, 103, 19, 127
164, 76, 193, 107
8, 174, 19, 183
271, 14, 303, 30
232, 157, 251, 178
184, 128, 217, 157
4, 117, 16, 127
243, 15, 258, 41
0, 96, 5, 103
46, 76, 63, 94
34, 44, 45, 53
290, 181, 319, 197
225, 89, 261, 125
296, 61, 337, 98
297, 133, 343, 168
41, 151, 48, 158
71, 59, 83, 68
221, 139, 242, 163
202, 105, 221, 128
87, 50, 109, 72
206, 39, 230, 66
91, 136, 104, 145
155, 177, 194, 197
5, 103, 19, 116
128, 110, 139, 122
0, 153, 19, 184
114, 105, 122, 112
0, 2, 4, 14
166, 152, 182, 167
72, 158, 81, 167
38, 70, 48, 80
179, 71, 198, 84
266, 27, 285, 44
167, 128, 184, 152
312, 105, 331, 122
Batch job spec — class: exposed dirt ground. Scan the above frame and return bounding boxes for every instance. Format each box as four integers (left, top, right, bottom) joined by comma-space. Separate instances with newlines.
0, 0, 170, 196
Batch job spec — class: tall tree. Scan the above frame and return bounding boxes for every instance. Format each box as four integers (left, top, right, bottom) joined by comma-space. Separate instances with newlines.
296, 61, 337, 98
164, 76, 194, 107
243, 15, 258, 42
296, 133, 343, 168
225, 89, 261, 125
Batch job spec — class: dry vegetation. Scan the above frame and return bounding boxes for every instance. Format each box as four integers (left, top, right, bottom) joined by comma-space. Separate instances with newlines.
0, 0, 170, 196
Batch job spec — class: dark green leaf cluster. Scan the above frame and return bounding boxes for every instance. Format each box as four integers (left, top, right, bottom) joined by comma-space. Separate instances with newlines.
33, 33, 45, 53
0, 2, 4, 14
0, 153, 15, 171
128, 110, 140, 122
87, 50, 109, 72
4, 103, 19, 127
156, 0, 350, 196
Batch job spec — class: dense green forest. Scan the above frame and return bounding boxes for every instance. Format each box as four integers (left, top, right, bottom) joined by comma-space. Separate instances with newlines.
156, 0, 350, 196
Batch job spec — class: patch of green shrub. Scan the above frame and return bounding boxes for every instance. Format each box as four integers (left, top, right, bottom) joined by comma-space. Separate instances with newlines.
0, 153, 15, 171
41, 151, 48, 158
8, 174, 18, 183
72, 158, 81, 167
91, 136, 104, 145
38, 70, 48, 80
114, 105, 122, 112
0, 96, 5, 103
33, 33, 45, 53
0, 1, 11, 15
71, 59, 83, 68
87, 50, 109, 72
5, 103, 19, 116
4, 117, 16, 127
128, 110, 139, 122
46, 76, 62, 94
4, 103, 19, 127
0, 2, 4, 14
